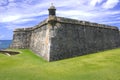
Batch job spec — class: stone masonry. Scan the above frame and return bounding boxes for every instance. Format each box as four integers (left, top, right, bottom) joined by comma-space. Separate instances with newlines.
10, 5, 120, 61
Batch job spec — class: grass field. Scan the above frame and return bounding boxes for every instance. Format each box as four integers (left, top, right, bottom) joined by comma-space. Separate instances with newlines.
0, 48, 120, 80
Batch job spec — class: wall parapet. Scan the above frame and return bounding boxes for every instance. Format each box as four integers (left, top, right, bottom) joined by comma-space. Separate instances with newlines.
14, 16, 119, 32
14, 28, 33, 32
56, 17, 119, 30
14, 19, 48, 32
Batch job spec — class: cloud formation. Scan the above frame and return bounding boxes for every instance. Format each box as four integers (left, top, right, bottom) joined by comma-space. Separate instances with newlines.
0, 0, 120, 24
90, 0, 103, 6
0, 0, 9, 6
102, 0, 119, 9
0, 0, 120, 39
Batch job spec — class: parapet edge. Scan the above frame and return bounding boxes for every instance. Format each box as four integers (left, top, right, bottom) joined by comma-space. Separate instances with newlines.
13, 16, 119, 32
14, 19, 48, 32
56, 17, 119, 30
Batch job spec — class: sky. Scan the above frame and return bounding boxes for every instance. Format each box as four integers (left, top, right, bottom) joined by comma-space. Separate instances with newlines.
0, 0, 120, 40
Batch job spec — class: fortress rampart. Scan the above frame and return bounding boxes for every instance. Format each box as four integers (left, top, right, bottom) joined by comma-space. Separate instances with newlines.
10, 5, 120, 61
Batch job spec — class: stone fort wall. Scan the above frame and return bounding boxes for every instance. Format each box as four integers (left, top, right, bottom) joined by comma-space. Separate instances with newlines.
10, 17, 120, 61
10, 20, 51, 60
49, 17, 120, 61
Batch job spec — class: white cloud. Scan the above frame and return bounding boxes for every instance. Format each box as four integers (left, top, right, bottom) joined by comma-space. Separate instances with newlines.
13, 18, 37, 24
0, 0, 120, 30
1, 15, 21, 22
0, 9, 47, 23
102, 0, 119, 9
57, 10, 94, 17
90, 0, 103, 6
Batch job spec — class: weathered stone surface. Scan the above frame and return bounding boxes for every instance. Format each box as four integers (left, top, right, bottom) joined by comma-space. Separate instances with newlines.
10, 16, 120, 61
10, 29, 31, 48
49, 20, 119, 61
10, 4, 120, 61
29, 24, 51, 60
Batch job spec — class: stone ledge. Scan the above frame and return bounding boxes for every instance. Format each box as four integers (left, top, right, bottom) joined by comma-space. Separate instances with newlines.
56, 17, 119, 30
14, 28, 33, 32
0, 50, 20, 55
13, 16, 119, 32
14, 19, 48, 32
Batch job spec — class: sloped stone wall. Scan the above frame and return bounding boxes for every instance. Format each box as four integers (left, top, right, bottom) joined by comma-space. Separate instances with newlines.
29, 24, 51, 61
10, 20, 51, 61
49, 21, 120, 61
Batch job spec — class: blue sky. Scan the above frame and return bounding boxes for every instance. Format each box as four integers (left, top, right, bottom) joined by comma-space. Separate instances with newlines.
0, 0, 120, 40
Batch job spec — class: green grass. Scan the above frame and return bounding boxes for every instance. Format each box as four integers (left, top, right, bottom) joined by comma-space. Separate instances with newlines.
0, 48, 120, 80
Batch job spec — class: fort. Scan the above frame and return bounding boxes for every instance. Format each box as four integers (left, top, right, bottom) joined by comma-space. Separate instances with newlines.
10, 5, 120, 61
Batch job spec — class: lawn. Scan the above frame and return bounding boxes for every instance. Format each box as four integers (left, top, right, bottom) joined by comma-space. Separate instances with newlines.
0, 48, 120, 80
